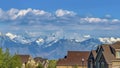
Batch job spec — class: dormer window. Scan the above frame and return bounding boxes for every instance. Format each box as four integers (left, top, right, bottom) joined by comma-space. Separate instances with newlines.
116, 51, 120, 58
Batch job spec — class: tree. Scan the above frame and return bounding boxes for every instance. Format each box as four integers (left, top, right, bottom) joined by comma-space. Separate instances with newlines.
1, 48, 11, 68
8, 55, 22, 68
74, 65, 78, 68
0, 48, 4, 67
0, 48, 22, 68
47, 60, 56, 68
36, 63, 44, 68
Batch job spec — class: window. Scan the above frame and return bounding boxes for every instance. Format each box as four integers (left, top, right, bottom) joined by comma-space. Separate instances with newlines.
116, 51, 120, 58
98, 62, 100, 68
90, 61, 93, 68
101, 62, 105, 68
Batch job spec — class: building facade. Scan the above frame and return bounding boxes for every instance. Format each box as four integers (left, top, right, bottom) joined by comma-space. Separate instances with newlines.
88, 42, 120, 68
88, 50, 96, 68
34, 57, 49, 68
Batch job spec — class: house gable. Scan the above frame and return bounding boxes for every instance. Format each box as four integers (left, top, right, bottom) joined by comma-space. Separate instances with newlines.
88, 50, 96, 68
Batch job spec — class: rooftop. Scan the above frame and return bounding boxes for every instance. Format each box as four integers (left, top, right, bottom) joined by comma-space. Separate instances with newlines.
57, 51, 90, 66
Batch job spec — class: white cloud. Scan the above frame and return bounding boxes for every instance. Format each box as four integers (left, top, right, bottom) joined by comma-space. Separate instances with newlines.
16, 8, 51, 17
0, 8, 120, 32
17, 8, 32, 16
55, 9, 76, 17
0, 8, 52, 22
112, 19, 120, 23
7, 8, 19, 20
0, 8, 120, 25
80, 17, 108, 23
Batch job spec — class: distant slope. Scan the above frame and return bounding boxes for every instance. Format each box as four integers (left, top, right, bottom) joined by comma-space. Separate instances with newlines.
0, 32, 120, 59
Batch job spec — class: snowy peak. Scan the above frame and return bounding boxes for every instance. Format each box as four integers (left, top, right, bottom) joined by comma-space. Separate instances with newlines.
5, 32, 31, 44
2, 32, 120, 46
36, 38, 44, 45
5, 33, 17, 40
1, 32, 120, 59
99, 37, 120, 44
1, 32, 120, 46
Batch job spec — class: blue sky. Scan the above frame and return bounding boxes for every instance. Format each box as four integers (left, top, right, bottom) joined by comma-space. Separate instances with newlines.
0, 0, 120, 37
1, 0, 120, 18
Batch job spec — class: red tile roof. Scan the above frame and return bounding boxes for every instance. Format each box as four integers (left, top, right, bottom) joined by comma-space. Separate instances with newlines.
57, 51, 90, 66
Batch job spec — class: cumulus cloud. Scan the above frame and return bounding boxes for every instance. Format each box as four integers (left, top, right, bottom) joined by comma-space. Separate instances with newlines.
0, 8, 120, 32
0, 8, 52, 25
55, 9, 76, 17
112, 19, 120, 23
7, 8, 51, 20
80, 17, 108, 23
0, 8, 119, 25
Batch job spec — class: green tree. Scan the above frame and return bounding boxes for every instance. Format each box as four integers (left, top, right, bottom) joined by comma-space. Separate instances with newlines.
1, 48, 11, 68
0, 48, 22, 68
36, 63, 44, 68
0, 48, 4, 67
8, 55, 22, 68
74, 65, 78, 68
47, 60, 56, 68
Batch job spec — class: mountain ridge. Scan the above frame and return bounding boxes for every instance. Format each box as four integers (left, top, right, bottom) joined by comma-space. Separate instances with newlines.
0, 32, 120, 59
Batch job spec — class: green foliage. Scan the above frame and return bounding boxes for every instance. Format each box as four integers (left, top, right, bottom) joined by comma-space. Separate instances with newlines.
36, 63, 44, 68
0, 48, 4, 65
0, 48, 22, 68
8, 55, 22, 68
47, 60, 56, 68
74, 65, 78, 68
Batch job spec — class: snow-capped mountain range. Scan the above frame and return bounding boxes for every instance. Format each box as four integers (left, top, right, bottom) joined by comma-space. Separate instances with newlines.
0, 32, 120, 59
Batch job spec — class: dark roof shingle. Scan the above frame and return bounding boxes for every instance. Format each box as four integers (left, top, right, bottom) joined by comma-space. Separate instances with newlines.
91, 50, 97, 59
57, 51, 90, 66
111, 41, 120, 49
